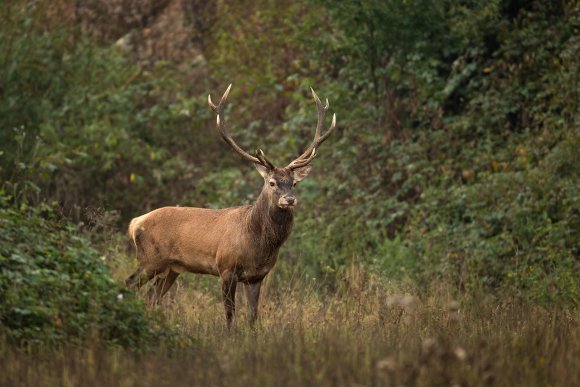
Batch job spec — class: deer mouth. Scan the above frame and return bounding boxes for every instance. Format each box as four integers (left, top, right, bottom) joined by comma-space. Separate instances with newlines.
278, 198, 296, 209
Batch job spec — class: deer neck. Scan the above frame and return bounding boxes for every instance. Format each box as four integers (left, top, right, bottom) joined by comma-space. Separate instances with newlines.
248, 190, 294, 250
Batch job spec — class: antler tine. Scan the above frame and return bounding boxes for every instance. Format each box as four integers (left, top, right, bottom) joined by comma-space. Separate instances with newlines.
286, 88, 336, 170
311, 87, 328, 142
208, 83, 232, 112
208, 84, 275, 168
287, 148, 317, 170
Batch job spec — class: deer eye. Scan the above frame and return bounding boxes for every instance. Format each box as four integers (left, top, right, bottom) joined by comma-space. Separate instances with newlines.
269, 180, 276, 187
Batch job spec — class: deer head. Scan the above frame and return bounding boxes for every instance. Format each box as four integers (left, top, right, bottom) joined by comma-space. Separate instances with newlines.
208, 84, 336, 210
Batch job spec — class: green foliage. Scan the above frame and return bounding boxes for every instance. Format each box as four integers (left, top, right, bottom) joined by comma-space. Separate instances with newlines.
269, 0, 579, 304
0, 1, 206, 218
405, 134, 580, 302
0, 192, 152, 346
0, 0, 577, 319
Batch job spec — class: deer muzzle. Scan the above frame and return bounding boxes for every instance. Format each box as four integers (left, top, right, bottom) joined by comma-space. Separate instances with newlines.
278, 195, 296, 209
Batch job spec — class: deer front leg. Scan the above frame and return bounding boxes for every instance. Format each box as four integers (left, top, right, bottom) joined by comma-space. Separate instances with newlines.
244, 279, 263, 325
221, 272, 238, 326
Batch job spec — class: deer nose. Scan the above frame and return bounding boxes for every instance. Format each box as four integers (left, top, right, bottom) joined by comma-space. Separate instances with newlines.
286, 196, 295, 205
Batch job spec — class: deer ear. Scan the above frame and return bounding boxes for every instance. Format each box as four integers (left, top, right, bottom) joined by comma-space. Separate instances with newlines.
293, 165, 312, 182
255, 164, 270, 179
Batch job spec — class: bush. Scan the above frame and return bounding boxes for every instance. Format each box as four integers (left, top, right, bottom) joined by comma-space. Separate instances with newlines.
0, 192, 152, 347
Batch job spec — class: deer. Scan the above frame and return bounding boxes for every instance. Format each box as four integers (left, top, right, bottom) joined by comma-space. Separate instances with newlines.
125, 84, 336, 325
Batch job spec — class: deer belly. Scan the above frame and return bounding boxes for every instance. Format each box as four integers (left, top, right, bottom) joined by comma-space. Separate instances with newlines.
169, 256, 219, 276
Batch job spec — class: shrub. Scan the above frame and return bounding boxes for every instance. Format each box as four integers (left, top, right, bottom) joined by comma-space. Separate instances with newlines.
0, 192, 152, 347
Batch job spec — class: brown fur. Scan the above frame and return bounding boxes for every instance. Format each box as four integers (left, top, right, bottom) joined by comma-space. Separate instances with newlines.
126, 167, 307, 324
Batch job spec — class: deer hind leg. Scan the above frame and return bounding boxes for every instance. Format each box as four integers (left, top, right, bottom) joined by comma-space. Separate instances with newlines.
221, 272, 238, 326
126, 230, 156, 290
125, 268, 154, 290
147, 270, 179, 305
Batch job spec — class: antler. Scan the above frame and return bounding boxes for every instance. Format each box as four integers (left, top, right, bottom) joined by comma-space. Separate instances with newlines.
286, 88, 336, 170
208, 84, 275, 169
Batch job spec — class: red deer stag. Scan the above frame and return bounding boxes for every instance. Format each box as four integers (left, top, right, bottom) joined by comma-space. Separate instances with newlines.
126, 84, 336, 324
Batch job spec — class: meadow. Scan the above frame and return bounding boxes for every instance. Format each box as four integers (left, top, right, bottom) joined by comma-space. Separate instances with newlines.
2, 256, 578, 386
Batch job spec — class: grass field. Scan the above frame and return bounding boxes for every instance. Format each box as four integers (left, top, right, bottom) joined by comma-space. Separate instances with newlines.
2, 262, 578, 387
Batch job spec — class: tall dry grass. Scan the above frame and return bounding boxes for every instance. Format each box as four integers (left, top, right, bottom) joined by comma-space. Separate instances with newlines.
1, 263, 578, 387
